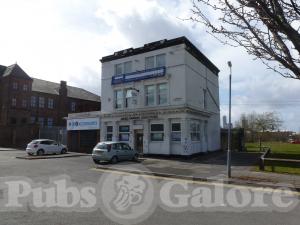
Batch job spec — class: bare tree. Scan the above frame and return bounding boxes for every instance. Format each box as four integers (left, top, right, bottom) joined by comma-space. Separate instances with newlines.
236, 111, 282, 148
190, 0, 300, 79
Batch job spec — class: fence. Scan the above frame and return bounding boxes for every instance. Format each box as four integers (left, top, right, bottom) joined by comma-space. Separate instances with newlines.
0, 125, 39, 148
39, 127, 67, 145
220, 128, 245, 151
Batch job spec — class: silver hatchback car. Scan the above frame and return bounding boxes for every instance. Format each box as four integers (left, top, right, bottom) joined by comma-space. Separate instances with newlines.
92, 142, 139, 164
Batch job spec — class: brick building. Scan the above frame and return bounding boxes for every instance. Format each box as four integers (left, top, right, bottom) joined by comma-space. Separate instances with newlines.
0, 64, 101, 128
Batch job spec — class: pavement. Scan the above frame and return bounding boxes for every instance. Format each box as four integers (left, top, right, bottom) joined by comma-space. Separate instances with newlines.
95, 151, 300, 190
16, 152, 90, 160
0, 149, 299, 225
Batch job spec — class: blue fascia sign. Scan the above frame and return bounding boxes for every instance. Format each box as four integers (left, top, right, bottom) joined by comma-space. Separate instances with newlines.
111, 67, 166, 85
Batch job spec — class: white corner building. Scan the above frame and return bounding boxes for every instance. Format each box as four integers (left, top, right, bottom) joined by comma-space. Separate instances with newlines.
100, 37, 220, 156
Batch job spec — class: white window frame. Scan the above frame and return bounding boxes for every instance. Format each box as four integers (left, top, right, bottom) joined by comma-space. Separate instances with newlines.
39, 97, 45, 108
119, 125, 130, 141
158, 83, 168, 105
190, 121, 201, 142
48, 98, 54, 109
171, 123, 181, 142
114, 90, 124, 109
145, 85, 155, 106
106, 126, 113, 141
150, 124, 164, 142
145, 54, 166, 70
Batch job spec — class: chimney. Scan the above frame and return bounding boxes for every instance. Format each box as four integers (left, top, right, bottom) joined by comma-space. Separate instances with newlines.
59, 80, 67, 96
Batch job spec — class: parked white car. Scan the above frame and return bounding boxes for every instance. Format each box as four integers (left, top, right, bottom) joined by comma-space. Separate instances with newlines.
26, 139, 68, 156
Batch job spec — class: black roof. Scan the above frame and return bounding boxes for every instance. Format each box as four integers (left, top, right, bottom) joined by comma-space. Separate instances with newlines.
100, 36, 220, 75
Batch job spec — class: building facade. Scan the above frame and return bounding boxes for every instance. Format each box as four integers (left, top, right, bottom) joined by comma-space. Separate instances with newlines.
100, 37, 220, 156
0, 64, 101, 128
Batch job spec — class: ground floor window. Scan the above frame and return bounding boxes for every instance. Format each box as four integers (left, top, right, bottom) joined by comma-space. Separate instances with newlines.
106, 126, 113, 141
151, 124, 164, 141
171, 123, 181, 141
119, 125, 130, 141
47, 118, 53, 127
190, 121, 201, 141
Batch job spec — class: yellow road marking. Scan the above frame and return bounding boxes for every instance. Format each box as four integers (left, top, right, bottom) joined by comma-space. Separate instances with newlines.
91, 168, 300, 196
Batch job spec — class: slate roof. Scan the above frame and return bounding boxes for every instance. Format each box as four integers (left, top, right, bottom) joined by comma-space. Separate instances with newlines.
0, 64, 32, 80
0, 63, 100, 102
32, 78, 100, 102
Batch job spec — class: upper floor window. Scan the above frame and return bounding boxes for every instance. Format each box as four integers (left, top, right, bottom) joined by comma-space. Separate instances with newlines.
115, 63, 123, 75
114, 90, 123, 109
47, 118, 53, 127
22, 99, 27, 108
145, 56, 155, 70
158, 83, 167, 105
71, 102, 76, 112
23, 84, 28, 91
39, 97, 45, 108
124, 61, 132, 74
31, 96, 36, 107
48, 98, 54, 109
145, 54, 166, 69
12, 82, 18, 90
115, 61, 132, 75
145, 85, 155, 106
12, 98, 17, 107
156, 54, 166, 67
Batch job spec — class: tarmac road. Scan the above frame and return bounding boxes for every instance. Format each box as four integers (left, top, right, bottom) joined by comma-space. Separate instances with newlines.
0, 149, 299, 225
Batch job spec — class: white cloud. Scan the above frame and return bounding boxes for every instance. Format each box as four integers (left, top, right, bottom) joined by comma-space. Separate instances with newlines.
0, 0, 299, 131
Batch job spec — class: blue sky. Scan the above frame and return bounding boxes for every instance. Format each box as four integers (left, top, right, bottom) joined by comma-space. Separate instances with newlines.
0, 0, 299, 131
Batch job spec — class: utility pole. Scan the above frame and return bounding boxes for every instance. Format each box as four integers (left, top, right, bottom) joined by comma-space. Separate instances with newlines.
227, 61, 232, 178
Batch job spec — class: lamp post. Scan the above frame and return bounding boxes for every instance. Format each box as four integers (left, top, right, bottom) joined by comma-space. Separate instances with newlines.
227, 61, 232, 178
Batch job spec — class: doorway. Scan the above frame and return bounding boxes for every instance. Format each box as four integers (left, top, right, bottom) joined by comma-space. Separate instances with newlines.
135, 130, 144, 153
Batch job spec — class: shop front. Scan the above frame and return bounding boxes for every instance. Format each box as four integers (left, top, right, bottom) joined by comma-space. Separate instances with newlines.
66, 112, 100, 153
100, 107, 218, 156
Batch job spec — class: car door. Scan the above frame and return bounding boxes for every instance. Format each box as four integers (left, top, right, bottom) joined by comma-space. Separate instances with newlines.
51, 141, 60, 153
113, 143, 125, 160
40, 140, 51, 154
121, 143, 134, 160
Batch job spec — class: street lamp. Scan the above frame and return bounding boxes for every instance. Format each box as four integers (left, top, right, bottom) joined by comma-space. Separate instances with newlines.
227, 61, 232, 178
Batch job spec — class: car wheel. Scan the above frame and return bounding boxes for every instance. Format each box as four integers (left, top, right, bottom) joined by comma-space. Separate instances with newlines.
61, 148, 67, 154
93, 159, 100, 164
132, 154, 139, 162
37, 149, 44, 156
111, 156, 118, 164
